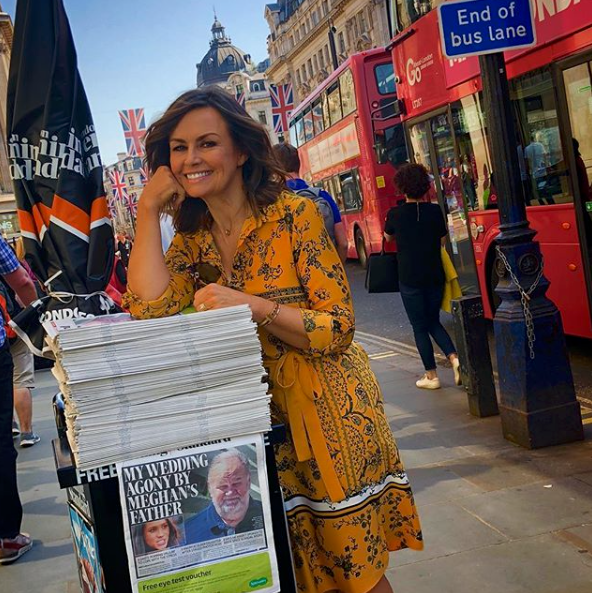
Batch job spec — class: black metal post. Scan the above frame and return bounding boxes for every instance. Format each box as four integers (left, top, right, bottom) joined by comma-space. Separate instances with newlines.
451, 296, 498, 418
328, 23, 339, 71
479, 53, 583, 448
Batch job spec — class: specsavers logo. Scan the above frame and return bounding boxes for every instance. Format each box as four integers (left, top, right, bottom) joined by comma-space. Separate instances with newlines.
406, 54, 435, 86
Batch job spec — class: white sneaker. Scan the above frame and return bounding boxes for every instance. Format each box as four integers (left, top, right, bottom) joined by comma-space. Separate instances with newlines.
416, 375, 441, 390
452, 358, 462, 386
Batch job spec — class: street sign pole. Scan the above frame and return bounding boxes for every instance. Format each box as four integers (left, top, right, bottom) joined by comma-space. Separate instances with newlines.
438, 0, 583, 448
479, 51, 583, 448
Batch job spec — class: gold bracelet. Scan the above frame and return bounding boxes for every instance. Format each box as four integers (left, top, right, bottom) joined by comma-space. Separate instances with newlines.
259, 301, 281, 327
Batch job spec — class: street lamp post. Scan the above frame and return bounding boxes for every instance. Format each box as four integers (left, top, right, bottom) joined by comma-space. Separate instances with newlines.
479, 52, 584, 448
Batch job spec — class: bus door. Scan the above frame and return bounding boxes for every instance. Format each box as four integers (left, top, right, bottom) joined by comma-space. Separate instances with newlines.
407, 111, 480, 294
558, 53, 592, 322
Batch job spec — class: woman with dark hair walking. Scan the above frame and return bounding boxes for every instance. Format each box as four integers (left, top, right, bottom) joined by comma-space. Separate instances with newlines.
384, 163, 461, 390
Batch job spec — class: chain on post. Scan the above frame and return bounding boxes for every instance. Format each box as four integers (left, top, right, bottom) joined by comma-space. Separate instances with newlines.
495, 246, 544, 360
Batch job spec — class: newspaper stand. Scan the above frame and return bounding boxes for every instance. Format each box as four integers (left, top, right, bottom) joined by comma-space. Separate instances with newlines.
52, 396, 297, 593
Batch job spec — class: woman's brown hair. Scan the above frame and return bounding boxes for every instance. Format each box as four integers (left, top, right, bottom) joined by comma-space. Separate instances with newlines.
144, 86, 286, 234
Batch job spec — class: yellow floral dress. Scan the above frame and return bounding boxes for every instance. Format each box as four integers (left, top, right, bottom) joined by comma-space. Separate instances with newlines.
124, 192, 423, 592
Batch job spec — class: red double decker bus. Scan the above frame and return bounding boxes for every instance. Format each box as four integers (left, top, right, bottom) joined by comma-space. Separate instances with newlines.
288, 48, 408, 266
386, 0, 592, 339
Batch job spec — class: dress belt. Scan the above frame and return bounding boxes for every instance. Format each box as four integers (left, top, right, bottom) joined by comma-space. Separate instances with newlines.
269, 351, 346, 503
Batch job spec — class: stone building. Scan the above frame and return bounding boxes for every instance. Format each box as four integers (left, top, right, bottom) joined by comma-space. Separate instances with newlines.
264, 0, 391, 106
196, 17, 280, 144
0, 7, 16, 238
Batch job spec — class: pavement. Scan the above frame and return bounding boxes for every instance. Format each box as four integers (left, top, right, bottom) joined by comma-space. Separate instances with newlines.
3, 344, 592, 593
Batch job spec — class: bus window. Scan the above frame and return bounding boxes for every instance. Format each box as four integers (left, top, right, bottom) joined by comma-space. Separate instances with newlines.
340, 69, 357, 116
375, 123, 408, 165
312, 99, 324, 136
511, 68, 571, 206
451, 95, 493, 211
394, 0, 444, 31
295, 115, 306, 147
289, 120, 298, 148
329, 175, 344, 211
322, 92, 331, 129
340, 169, 363, 212
303, 107, 314, 143
327, 82, 342, 125
375, 62, 396, 95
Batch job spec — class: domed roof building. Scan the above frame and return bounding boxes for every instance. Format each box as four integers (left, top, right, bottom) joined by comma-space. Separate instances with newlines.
196, 18, 252, 87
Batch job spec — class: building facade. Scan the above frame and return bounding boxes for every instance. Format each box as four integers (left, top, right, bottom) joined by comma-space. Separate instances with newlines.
196, 17, 280, 144
264, 0, 391, 106
0, 7, 16, 238
104, 154, 145, 238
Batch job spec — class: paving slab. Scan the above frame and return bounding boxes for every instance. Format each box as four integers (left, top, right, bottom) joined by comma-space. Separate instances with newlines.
457, 477, 592, 539
391, 501, 508, 567
405, 465, 483, 505
387, 533, 592, 593
444, 450, 546, 492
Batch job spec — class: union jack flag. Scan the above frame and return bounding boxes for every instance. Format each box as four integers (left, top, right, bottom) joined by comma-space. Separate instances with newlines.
139, 166, 149, 186
109, 169, 128, 203
269, 83, 294, 134
127, 192, 139, 217
107, 194, 117, 219
235, 90, 246, 109
118, 108, 146, 157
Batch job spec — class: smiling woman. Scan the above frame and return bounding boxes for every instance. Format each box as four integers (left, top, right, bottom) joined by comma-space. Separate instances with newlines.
132, 517, 182, 555
123, 85, 423, 593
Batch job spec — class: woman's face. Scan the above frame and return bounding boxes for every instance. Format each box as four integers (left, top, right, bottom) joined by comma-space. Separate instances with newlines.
169, 106, 247, 201
143, 520, 170, 551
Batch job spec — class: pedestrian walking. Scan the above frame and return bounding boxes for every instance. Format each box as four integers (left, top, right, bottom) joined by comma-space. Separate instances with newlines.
124, 86, 423, 593
0, 235, 38, 564
272, 142, 349, 263
384, 163, 461, 390
0, 244, 40, 448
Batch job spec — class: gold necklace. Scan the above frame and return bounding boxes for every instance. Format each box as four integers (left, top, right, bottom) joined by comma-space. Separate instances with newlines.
215, 204, 249, 237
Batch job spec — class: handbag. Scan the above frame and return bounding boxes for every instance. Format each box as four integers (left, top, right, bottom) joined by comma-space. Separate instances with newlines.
365, 240, 399, 293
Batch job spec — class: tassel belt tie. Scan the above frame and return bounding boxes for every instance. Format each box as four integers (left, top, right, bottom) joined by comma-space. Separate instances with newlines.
269, 351, 346, 503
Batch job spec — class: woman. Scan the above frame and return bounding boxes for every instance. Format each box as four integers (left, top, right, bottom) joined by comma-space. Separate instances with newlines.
384, 163, 461, 390
124, 86, 422, 593
134, 518, 181, 554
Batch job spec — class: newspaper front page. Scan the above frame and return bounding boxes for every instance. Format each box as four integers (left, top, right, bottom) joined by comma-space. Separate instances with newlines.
117, 434, 280, 593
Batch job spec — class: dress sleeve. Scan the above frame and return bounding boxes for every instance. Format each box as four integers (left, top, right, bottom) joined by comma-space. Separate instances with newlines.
435, 205, 448, 238
292, 198, 355, 356
122, 233, 195, 319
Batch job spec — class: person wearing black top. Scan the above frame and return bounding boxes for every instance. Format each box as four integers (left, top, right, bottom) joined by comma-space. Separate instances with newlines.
384, 163, 461, 390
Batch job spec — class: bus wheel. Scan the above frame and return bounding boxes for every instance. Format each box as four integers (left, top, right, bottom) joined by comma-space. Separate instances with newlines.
355, 229, 368, 269
489, 260, 502, 312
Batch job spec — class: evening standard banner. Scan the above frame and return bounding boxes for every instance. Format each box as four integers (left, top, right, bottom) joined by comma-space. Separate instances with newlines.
117, 435, 280, 593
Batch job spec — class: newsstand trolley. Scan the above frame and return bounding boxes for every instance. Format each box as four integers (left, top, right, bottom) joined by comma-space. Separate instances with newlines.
52, 395, 297, 593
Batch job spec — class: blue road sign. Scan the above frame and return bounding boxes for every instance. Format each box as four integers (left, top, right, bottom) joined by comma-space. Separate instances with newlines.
438, 0, 536, 59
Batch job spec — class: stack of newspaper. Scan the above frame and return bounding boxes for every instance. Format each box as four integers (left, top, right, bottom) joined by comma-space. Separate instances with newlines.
47, 305, 271, 469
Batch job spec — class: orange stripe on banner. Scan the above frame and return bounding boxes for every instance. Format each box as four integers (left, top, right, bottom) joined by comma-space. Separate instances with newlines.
30, 203, 51, 234
17, 209, 37, 235
90, 195, 109, 222
52, 194, 90, 237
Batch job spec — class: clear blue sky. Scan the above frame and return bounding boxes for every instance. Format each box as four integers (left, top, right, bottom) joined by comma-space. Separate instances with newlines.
3, 0, 270, 165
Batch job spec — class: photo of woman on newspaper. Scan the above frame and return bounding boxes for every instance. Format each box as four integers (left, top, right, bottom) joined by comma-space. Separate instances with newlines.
132, 517, 183, 555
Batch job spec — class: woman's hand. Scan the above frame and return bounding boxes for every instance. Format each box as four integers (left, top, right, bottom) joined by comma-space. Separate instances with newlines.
193, 284, 260, 316
138, 166, 186, 214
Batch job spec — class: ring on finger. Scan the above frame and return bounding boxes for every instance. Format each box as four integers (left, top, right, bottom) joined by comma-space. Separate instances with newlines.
197, 303, 208, 312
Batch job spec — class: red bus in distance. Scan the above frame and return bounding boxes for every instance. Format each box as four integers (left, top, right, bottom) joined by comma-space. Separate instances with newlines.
387, 1, 592, 339
288, 48, 408, 266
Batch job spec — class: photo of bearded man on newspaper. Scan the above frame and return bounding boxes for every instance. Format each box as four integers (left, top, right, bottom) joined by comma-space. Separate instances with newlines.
184, 448, 264, 543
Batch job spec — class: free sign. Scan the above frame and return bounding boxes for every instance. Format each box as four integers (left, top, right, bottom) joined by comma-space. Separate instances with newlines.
438, 0, 537, 59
